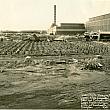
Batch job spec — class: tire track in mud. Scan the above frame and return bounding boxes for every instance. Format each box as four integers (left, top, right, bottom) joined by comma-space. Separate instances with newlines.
0, 74, 110, 109
0, 88, 61, 109
0, 56, 110, 109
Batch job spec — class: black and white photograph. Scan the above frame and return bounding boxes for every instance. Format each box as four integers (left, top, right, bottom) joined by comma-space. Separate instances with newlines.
0, 0, 110, 109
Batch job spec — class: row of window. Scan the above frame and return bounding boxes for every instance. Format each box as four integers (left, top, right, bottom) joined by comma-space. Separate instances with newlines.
87, 18, 110, 26
89, 14, 110, 21
87, 25, 110, 32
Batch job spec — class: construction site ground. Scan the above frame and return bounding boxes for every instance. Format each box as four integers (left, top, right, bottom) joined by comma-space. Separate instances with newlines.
0, 55, 110, 109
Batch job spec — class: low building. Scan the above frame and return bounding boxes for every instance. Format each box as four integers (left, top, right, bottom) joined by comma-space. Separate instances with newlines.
48, 23, 86, 35
86, 13, 110, 32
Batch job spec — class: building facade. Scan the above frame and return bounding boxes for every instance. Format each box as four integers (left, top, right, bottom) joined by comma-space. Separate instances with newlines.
48, 23, 86, 35
86, 13, 110, 32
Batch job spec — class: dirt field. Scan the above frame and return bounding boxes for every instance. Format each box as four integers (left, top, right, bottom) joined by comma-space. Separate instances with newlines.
0, 54, 110, 109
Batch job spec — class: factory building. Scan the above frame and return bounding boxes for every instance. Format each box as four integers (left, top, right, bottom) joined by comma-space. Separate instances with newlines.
86, 13, 110, 32
48, 5, 86, 35
48, 23, 86, 35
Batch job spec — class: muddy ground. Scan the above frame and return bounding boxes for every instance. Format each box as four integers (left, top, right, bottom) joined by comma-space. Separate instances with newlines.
0, 55, 110, 109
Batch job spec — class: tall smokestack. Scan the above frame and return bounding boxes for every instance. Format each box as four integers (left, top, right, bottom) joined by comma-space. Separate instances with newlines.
54, 5, 56, 25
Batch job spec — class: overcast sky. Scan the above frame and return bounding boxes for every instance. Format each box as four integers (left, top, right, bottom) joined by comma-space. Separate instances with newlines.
0, 0, 110, 30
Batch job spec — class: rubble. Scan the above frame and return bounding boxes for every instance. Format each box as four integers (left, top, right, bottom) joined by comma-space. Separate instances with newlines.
82, 57, 103, 70
23, 56, 35, 66
0, 33, 110, 109
0, 40, 109, 56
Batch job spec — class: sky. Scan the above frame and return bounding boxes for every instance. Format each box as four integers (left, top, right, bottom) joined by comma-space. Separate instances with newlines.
0, 0, 110, 30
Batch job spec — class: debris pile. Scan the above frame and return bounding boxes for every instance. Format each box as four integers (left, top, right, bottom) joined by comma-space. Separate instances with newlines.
82, 56, 103, 71
0, 40, 109, 56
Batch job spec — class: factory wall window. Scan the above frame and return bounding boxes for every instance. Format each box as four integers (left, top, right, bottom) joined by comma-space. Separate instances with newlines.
102, 20, 104, 25
108, 19, 110, 24
104, 25, 107, 31
107, 19, 109, 25
99, 21, 101, 27
107, 25, 109, 31
108, 25, 110, 31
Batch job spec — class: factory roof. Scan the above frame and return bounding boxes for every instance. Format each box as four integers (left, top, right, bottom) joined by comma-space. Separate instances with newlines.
60, 23, 85, 26
89, 13, 110, 21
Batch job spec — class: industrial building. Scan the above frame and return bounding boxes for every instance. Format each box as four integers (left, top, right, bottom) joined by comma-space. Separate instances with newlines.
48, 5, 86, 35
48, 23, 86, 35
86, 13, 110, 32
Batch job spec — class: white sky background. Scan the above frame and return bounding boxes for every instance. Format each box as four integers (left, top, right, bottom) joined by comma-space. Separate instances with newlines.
0, 0, 110, 30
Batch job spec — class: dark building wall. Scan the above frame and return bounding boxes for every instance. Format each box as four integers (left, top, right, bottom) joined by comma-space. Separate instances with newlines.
86, 13, 110, 32
60, 23, 85, 29
56, 31, 85, 35
55, 23, 86, 35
